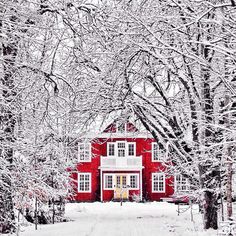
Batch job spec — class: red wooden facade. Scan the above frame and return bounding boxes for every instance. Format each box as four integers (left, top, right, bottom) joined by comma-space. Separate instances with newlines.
71, 122, 187, 202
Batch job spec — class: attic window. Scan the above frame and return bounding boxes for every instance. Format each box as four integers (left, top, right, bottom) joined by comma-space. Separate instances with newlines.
117, 123, 126, 133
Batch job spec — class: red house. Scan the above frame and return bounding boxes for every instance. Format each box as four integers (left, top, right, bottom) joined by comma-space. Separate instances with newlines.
71, 121, 189, 202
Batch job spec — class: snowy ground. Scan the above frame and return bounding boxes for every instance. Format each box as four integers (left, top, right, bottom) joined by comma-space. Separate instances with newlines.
19, 202, 217, 236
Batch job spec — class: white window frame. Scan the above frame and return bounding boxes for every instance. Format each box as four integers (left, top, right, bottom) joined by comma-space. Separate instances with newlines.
128, 174, 139, 190
152, 173, 165, 193
107, 142, 115, 157
128, 142, 136, 157
116, 141, 126, 157
175, 175, 190, 193
104, 174, 114, 190
78, 143, 91, 162
116, 122, 126, 133
152, 143, 164, 162
78, 173, 91, 193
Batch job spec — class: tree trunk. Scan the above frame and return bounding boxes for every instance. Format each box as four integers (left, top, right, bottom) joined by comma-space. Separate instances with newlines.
0, 13, 18, 233
203, 191, 218, 230
225, 94, 233, 219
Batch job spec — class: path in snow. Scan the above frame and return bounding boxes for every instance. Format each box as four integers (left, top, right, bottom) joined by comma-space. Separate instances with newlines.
20, 202, 215, 236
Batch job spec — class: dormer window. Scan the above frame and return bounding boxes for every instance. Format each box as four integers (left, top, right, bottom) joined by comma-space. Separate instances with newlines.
117, 122, 126, 133
78, 143, 91, 162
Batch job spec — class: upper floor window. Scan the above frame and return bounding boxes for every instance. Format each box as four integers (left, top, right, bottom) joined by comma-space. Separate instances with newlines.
128, 143, 135, 156
107, 142, 136, 157
152, 173, 165, 193
117, 123, 126, 133
152, 143, 164, 162
108, 143, 115, 156
78, 143, 91, 162
117, 142, 126, 157
175, 175, 189, 192
78, 173, 91, 192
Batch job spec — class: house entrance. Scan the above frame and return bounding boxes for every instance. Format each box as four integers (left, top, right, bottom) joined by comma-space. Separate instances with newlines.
114, 175, 128, 200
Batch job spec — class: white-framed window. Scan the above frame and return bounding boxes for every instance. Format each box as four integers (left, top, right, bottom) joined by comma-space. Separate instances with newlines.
107, 143, 115, 156
175, 175, 189, 192
129, 174, 139, 189
116, 122, 126, 133
104, 174, 113, 190
117, 142, 126, 157
106, 142, 136, 157
128, 143, 136, 156
152, 173, 165, 193
152, 143, 159, 161
78, 173, 91, 192
78, 143, 91, 162
152, 143, 164, 162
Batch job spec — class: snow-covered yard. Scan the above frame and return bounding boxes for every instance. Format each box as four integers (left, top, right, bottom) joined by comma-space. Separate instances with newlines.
19, 202, 217, 236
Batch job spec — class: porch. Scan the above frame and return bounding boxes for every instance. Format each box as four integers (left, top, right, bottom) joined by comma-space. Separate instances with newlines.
100, 155, 142, 169
100, 171, 143, 202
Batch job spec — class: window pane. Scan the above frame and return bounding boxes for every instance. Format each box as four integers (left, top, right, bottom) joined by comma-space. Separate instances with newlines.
175, 175, 189, 192
78, 143, 90, 161
153, 173, 165, 192
122, 176, 127, 187
128, 144, 135, 156
108, 144, 115, 156
105, 175, 113, 189
118, 149, 125, 157
78, 174, 90, 192
153, 143, 159, 161
118, 143, 125, 148
117, 123, 125, 133
130, 175, 137, 188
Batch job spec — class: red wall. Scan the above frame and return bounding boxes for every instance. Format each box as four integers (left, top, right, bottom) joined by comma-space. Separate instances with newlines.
72, 136, 175, 202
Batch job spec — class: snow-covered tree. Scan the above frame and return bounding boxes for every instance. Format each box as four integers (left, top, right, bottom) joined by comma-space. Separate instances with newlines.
66, 0, 236, 230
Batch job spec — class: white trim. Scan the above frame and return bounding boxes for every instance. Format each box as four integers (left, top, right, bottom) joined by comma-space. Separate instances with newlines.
78, 173, 91, 193
140, 170, 143, 201
100, 170, 103, 202
129, 174, 139, 190
73, 132, 152, 139
103, 174, 114, 190
152, 173, 166, 193
78, 143, 91, 162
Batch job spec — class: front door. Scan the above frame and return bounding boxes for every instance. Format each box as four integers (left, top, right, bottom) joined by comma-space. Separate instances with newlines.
114, 175, 128, 200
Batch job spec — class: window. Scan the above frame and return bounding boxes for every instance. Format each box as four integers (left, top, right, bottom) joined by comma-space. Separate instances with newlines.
152, 143, 159, 161
108, 143, 115, 156
152, 143, 165, 162
104, 175, 113, 189
117, 142, 126, 157
128, 143, 135, 156
175, 175, 189, 192
152, 173, 165, 193
78, 143, 91, 162
129, 175, 138, 189
117, 123, 126, 133
78, 173, 91, 192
